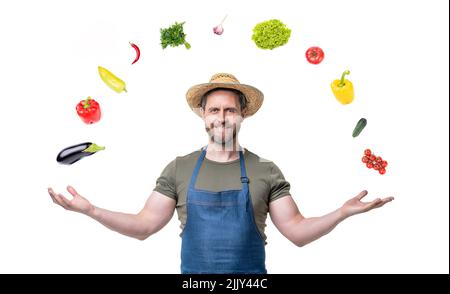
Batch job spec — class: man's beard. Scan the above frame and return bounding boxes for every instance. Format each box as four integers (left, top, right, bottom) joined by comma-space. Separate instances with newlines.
205, 122, 239, 148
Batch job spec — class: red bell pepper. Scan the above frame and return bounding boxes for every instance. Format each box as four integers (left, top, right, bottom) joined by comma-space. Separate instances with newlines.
76, 96, 101, 124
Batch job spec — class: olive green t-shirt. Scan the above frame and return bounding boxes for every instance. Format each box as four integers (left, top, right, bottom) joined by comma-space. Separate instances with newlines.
153, 148, 291, 242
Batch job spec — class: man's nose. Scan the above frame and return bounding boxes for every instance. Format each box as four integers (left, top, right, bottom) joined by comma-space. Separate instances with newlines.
217, 109, 226, 122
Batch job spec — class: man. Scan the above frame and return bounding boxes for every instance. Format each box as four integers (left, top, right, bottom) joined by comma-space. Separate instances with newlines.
48, 73, 394, 274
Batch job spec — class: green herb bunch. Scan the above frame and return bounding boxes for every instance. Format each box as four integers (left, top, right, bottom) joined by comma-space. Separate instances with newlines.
160, 21, 191, 49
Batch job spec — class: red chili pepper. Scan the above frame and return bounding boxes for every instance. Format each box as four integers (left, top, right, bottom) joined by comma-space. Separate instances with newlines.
76, 96, 101, 124
130, 42, 140, 65
305, 46, 325, 64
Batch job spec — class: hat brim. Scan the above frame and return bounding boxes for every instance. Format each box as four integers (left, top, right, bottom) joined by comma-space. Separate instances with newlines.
186, 83, 264, 118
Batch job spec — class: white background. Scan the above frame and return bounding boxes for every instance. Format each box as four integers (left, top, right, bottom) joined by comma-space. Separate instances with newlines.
0, 0, 448, 274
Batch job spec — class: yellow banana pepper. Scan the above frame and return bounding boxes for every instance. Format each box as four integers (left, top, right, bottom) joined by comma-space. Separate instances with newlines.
98, 66, 127, 93
331, 70, 354, 105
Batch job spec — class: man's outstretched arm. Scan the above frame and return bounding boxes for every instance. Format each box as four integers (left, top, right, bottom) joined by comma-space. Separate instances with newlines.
48, 186, 176, 240
269, 190, 394, 247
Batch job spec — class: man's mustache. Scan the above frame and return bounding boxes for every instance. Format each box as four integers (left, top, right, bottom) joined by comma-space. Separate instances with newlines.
207, 122, 236, 129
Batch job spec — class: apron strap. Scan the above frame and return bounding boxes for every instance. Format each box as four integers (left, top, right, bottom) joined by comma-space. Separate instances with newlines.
188, 147, 207, 190
239, 151, 249, 194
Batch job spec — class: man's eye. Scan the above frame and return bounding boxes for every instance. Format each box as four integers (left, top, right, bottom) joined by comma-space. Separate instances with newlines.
227, 109, 236, 113
210, 109, 218, 113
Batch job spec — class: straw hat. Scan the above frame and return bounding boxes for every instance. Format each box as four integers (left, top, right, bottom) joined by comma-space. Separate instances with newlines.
186, 73, 264, 118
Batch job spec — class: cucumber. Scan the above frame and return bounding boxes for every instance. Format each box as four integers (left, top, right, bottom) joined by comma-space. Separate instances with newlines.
352, 118, 367, 138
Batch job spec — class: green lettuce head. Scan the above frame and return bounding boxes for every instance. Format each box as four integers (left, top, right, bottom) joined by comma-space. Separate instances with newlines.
252, 19, 291, 50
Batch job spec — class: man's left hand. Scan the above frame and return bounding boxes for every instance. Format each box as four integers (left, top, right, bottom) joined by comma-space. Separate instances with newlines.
341, 190, 394, 218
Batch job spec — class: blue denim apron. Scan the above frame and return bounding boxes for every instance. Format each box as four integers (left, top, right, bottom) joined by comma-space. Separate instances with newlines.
180, 148, 267, 274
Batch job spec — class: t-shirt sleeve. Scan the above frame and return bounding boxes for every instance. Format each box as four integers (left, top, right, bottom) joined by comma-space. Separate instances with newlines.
153, 159, 177, 201
269, 163, 291, 202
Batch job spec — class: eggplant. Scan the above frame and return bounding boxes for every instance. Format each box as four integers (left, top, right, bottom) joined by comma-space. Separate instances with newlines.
56, 142, 105, 165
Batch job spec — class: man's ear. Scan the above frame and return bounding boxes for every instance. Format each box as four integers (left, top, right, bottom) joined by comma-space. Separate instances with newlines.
241, 108, 248, 119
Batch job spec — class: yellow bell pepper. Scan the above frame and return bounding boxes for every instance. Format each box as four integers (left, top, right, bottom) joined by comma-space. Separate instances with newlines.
98, 66, 127, 93
331, 70, 354, 105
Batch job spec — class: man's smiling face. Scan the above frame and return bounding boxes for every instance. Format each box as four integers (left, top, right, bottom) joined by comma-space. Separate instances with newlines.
201, 89, 245, 147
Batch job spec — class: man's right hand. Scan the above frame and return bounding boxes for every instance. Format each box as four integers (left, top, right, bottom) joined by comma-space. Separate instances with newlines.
47, 187, 176, 240
48, 186, 94, 216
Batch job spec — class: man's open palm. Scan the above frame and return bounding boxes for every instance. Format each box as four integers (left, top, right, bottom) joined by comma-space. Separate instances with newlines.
48, 186, 94, 215
341, 190, 394, 217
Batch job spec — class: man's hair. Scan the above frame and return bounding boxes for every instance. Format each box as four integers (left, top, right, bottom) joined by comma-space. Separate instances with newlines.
200, 87, 247, 111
